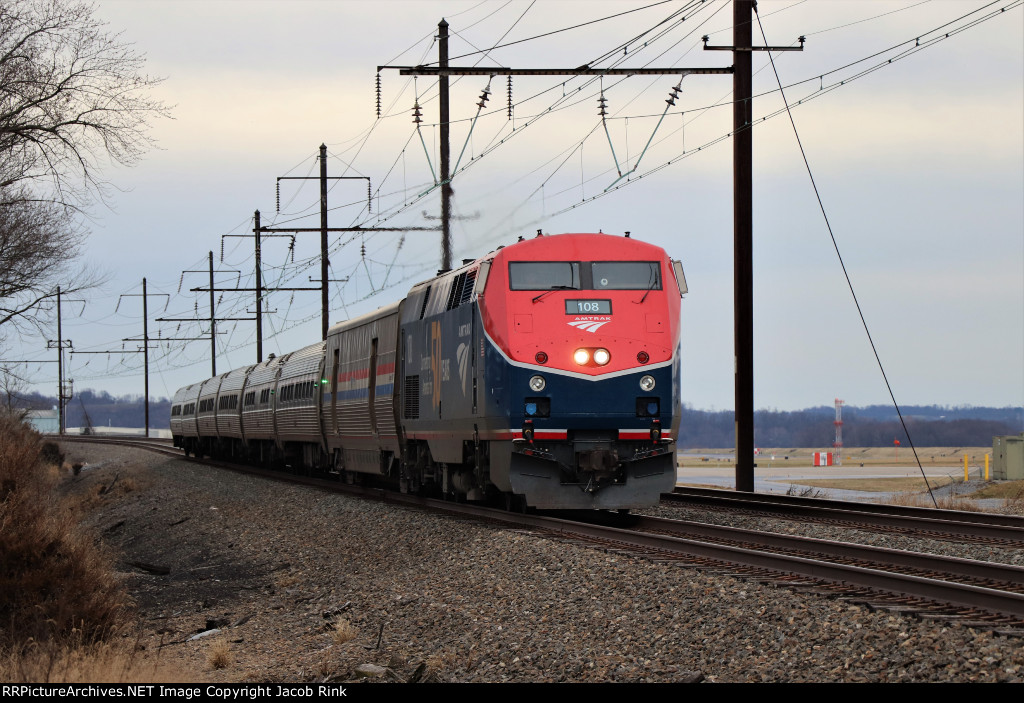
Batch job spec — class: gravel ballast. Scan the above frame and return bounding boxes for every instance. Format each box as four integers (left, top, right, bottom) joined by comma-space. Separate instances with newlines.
61, 442, 1024, 683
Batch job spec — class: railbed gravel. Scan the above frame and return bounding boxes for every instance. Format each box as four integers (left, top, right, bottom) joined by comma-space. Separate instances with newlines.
639, 503, 1024, 567
61, 442, 1024, 683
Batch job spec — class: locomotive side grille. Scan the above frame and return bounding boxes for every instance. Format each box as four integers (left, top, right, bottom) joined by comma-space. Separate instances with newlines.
418, 286, 431, 320
459, 270, 476, 305
445, 274, 463, 310
445, 269, 477, 311
404, 375, 420, 419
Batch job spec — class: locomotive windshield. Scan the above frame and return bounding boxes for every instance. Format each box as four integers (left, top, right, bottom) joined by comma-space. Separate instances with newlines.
591, 262, 661, 290
509, 262, 581, 290
509, 261, 662, 290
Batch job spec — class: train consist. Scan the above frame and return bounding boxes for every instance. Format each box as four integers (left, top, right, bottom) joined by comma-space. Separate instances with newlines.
171, 232, 686, 509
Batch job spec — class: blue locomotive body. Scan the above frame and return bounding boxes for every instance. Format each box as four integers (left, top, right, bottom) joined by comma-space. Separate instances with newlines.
171, 232, 686, 510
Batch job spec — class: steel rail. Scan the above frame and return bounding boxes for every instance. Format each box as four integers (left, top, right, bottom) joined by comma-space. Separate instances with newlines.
668, 486, 1024, 541
62, 437, 1024, 621
628, 514, 1024, 587
419, 505, 1024, 620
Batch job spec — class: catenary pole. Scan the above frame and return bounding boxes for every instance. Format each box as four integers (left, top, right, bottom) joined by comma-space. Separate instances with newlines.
439, 19, 452, 271
733, 0, 754, 492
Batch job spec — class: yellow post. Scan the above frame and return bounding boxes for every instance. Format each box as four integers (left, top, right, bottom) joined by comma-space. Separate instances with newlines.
985, 453, 990, 481
964, 453, 968, 481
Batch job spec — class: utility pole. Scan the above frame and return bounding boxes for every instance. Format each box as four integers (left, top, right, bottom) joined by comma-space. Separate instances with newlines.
385, 5, 802, 492
112, 279, 169, 438
439, 19, 452, 271
704, 1, 803, 492
734, 0, 755, 493
380, 25, 732, 270
256, 209, 263, 362
57, 287, 65, 434
320, 144, 329, 339
274, 145, 372, 340
209, 252, 216, 374
46, 286, 74, 435
231, 219, 436, 360
144, 278, 148, 434
157, 252, 249, 376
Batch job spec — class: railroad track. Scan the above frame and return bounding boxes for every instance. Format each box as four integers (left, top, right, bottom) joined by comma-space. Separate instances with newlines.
63, 436, 1024, 630
666, 486, 1024, 547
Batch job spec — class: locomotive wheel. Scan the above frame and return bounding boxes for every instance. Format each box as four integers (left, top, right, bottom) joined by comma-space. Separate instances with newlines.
504, 493, 526, 514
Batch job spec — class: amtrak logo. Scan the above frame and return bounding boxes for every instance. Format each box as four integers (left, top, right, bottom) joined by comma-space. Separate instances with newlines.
457, 342, 470, 395
568, 317, 611, 333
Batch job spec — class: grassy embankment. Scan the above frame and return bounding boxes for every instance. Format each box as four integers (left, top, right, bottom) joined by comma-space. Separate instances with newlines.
0, 414, 181, 682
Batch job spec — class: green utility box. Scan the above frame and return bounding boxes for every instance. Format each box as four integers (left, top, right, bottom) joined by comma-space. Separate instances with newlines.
992, 433, 1024, 480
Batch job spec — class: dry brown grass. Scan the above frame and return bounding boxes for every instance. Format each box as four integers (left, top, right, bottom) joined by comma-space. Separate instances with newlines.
683, 447, 992, 468
331, 619, 359, 645
779, 476, 954, 493
0, 637, 190, 683
883, 491, 985, 512
206, 638, 234, 670
966, 480, 1024, 501
0, 414, 132, 650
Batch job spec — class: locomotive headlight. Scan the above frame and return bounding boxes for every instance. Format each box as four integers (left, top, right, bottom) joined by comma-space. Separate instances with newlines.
529, 375, 546, 392
593, 348, 611, 366
639, 375, 656, 391
573, 349, 590, 365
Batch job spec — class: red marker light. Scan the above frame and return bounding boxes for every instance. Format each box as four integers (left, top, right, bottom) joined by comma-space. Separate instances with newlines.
535, 351, 548, 364
637, 351, 649, 364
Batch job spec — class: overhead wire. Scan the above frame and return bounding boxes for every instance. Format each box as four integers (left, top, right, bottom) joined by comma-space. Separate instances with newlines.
753, 5, 939, 507
51, 1, 1021, 388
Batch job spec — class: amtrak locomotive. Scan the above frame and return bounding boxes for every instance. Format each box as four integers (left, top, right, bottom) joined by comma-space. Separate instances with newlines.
171, 231, 687, 510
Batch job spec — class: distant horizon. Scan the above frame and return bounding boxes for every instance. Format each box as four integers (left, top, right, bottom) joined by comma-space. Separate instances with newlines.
11, 386, 1024, 417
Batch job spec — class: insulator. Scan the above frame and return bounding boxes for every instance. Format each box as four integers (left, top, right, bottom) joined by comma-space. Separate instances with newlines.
275, 180, 280, 212
507, 76, 513, 120
476, 85, 491, 108
360, 242, 366, 258
367, 181, 372, 213
412, 101, 423, 124
597, 93, 608, 117
220, 239, 224, 262
375, 72, 382, 118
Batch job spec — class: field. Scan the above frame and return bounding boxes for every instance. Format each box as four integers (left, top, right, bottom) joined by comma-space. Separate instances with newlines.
680, 446, 993, 468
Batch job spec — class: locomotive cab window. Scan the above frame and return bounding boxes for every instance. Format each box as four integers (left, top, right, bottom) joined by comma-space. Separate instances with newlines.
509, 262, 580, 291
591, 262, 661, 290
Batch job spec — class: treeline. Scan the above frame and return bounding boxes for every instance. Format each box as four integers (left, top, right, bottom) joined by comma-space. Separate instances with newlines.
678, 405, 1023, 448
6, 389, 1022, 446
11, 389, 171, 429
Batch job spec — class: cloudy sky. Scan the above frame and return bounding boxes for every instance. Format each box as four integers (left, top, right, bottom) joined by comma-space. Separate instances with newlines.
7, 0, 1023, 413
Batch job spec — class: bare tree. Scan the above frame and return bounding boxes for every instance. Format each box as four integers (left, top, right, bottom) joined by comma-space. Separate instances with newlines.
0, 0, 167, 331
0, 187, 96, 331
0, 363, 33, 420
0, 0, 169, 208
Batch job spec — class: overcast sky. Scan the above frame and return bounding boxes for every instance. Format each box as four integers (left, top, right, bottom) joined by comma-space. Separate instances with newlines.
7, 0, 1023, 413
